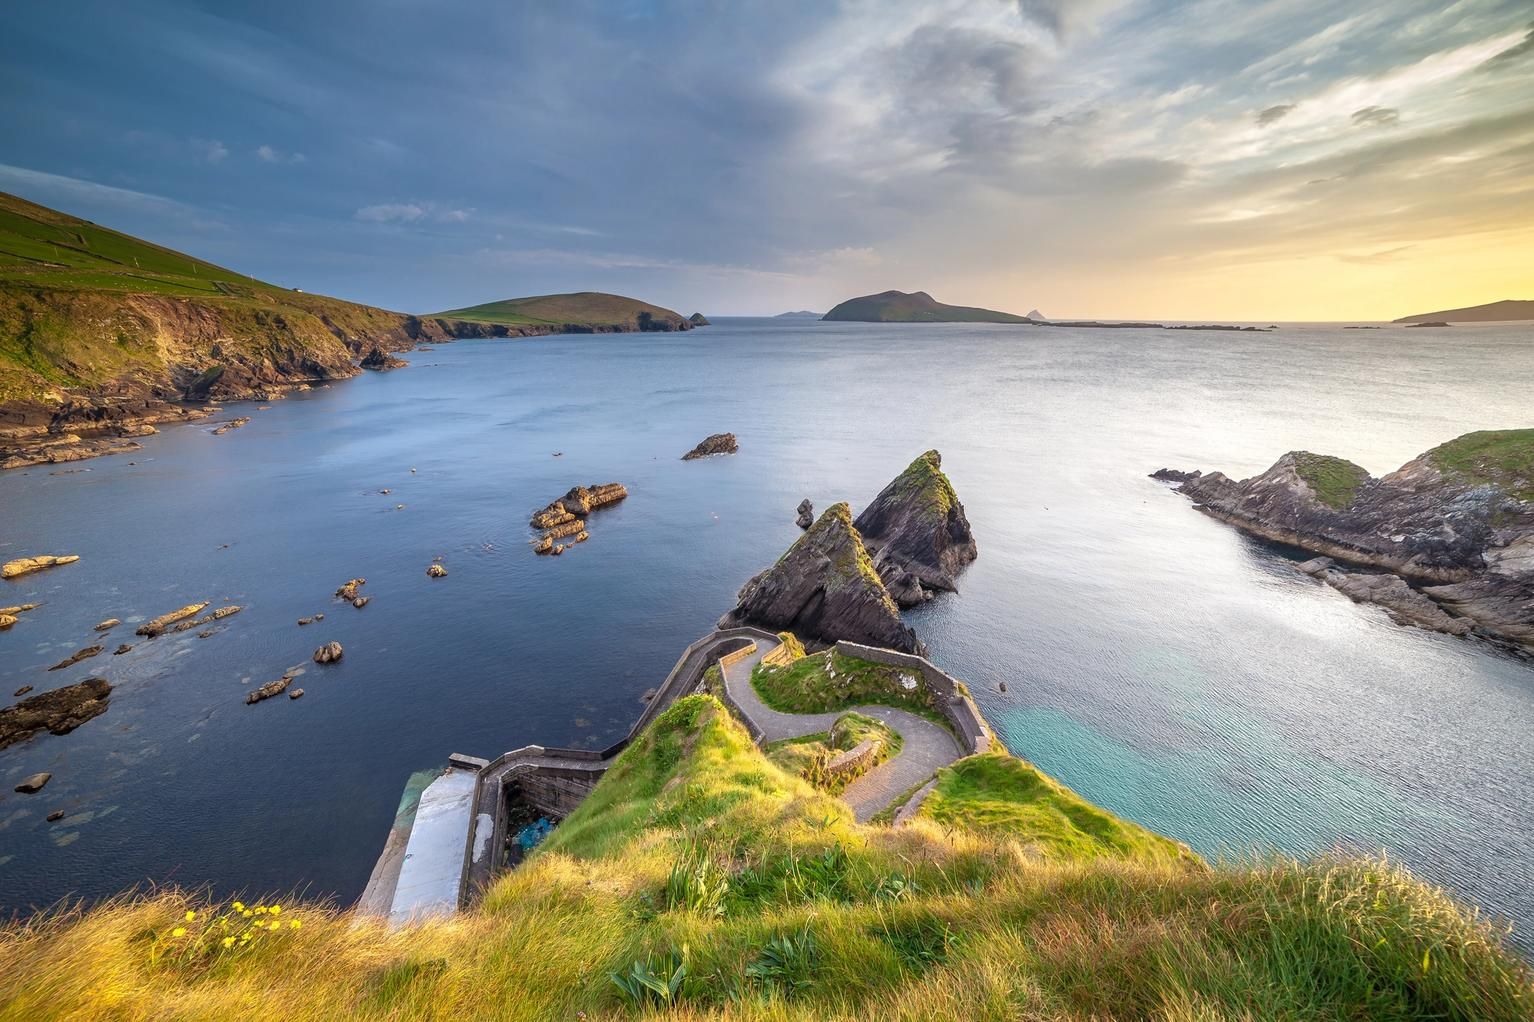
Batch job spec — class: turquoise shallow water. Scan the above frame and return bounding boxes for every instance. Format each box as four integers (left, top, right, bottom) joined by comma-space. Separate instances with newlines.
0, 318, 1531, 949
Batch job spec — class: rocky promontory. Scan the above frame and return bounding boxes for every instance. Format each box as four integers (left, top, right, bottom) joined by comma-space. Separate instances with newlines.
1164, 430, 1534, 648
719, 502, 923, 654
854, 450, 977, 607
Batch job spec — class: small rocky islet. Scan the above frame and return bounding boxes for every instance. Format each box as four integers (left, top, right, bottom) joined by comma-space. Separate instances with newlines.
1159, 429, 1534, 649
681, 432, 737, 460
721, 449, 977, 655
529, 482, 626, 555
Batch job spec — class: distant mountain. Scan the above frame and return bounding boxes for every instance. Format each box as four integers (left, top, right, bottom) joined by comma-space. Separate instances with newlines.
774, 310, 823, 318
822, 290, 1032, 323
1025, 309, 1046, 321
1393, 299, 1534, 324
433, 292, 690, 331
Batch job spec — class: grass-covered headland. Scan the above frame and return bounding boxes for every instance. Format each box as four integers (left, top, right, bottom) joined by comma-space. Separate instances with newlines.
2, 694, 1528, 1020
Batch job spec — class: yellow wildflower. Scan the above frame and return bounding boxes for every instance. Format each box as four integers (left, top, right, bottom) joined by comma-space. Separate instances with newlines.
171, 927, 187, 937
240, 933, 251, 942
222, 937, 235, 948
233, 901, 245, 912
254, 906, 267, 915
242, 910, 253, 918
289, 919, 301, 929
185, 910, 196, 922
270, 905, 281, 915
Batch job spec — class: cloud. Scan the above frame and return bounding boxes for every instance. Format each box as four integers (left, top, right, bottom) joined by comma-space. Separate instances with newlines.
439, 208, 472, 223
1013, 0, 1126, 41
256, 144, 306, 164
204, 140, 229, 163
1479, 22, 1534, 71
354, 203, 425, 223
1256, 104, 1296, 126
1351, 105, 1401, 128
1337, 244, 1415, 264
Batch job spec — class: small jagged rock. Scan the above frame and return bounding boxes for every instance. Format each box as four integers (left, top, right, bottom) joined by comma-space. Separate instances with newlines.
289, 688, 305, 700
796, 499, 814, 529
360, 346, 407, 370
211, 605, 241, 619
313, 641, 344, 664
1150, 468, 1201, 483
0, 614, 15, 630
352, 596, 371, 608
14, 686, 33, 697
246, 676, 293, 704
210, 417, 251, 436
682, 433, 737, 460
15, 773, 51, 794
335, 578, 366, 601
47, 810, 65, 822
93, 618, 121, 631
426, 563, 448, 578
113, 644, 132, 655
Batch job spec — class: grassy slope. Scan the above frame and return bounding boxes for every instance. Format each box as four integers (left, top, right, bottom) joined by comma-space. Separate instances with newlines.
0, 192, 415, 405
823, 290, 1033, 323
877, 449, 958, 523
1293, 451, 1371, 509
751, 649, 944, 725
2, 694, 1529, 1020
1426, 429, 1534, 502
432, 291, 686, 328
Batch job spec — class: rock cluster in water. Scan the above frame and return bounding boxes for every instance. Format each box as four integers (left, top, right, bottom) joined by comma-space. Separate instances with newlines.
681, 433, 738, 460
530, 483, 626, 555
1162, 431, 1534, 649
360, 346, 408, 370
853, 450, 977, 608
2, 554, 79, 579
721, 502, 924, 654
137, 602, 210, 637
0, 678, 113, 751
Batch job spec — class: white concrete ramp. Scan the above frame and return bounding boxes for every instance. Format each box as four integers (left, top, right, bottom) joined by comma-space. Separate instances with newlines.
388, 767, 477, 925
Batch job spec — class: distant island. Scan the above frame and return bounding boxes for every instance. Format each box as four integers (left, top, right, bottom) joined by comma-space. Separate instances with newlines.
822, 289, 1272, 331
774, 310, 823, 318
0, 191, 692, 470
1393, 299, 1534, 324
433, 292, 690, 332
823, 290, 1032, 323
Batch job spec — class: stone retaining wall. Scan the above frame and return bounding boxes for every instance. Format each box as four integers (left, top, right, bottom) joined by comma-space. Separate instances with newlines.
832, 641, 992, 755
716, 641, 758, 672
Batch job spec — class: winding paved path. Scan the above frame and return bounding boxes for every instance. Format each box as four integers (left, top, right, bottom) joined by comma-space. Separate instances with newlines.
721, 639, 963, 822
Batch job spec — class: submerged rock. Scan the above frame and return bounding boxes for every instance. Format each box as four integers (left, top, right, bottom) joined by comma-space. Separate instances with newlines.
113, 644, 133, 655
210, 417, 251, 436
48, 645, 104, 671
313, 641, 344, 664
1, 554, 80, 579
0, 678, 113, 751
1171, 430, 1534, 652
682, 433, 737, 460
853, 450, 977, 609
796, 499, 814, 530
720, 502, 923, 654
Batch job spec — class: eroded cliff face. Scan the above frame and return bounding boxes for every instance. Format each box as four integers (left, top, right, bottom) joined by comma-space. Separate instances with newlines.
854, 450, 977, 607
1167, 432, 1534, 650
720, 502, 924, 654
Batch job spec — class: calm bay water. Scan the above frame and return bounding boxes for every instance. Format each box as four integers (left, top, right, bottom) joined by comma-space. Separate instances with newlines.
1, 318, 1531, 947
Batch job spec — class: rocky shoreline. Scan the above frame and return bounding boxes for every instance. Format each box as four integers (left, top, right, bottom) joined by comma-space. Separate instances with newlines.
0, 308, 692, 472
1158, 430, 1534, 650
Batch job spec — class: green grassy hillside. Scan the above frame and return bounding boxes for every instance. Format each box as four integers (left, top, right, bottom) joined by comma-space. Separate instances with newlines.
1426, 429, 1534, 501
2, 694, 1528, 1020
434, 291, 689, 330
822, 290, 1033, 323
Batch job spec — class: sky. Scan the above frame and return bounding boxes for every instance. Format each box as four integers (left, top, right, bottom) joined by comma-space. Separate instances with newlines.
2, 0, 1532, 320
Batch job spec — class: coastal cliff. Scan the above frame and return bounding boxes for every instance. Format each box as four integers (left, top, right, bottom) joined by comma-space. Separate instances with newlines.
720, 502, 924, 654
854, 450, 977, 606
1166, 430, 1534, 648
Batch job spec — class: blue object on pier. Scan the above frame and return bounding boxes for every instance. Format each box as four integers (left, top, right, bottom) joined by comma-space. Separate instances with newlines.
515, 817, 554, 852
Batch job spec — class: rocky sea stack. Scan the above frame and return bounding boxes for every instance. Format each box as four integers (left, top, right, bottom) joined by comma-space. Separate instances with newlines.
688, 312, 710, 326
720, 502, 923, 654
854, 450, 977, 607
1165, 429, 1534, 648
681, 433, 737, 460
